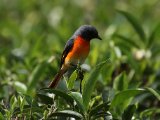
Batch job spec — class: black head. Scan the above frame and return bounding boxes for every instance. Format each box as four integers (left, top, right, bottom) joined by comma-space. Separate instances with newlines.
73, 25, 102, 41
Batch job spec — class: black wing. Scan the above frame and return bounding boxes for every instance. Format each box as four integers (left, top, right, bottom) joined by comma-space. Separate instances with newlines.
60, 38, 74, 67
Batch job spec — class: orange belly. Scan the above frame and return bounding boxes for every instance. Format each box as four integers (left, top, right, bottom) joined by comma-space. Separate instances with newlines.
65, 36, 90, 66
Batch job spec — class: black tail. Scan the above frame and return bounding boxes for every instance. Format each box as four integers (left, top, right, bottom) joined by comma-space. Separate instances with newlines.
48, 70, 65, 88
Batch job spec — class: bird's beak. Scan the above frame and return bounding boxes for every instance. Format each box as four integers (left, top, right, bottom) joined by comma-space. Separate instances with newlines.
97, 35, 102, 40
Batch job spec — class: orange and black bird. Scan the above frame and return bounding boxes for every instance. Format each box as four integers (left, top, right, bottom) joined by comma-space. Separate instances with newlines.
49, 25, 102, 88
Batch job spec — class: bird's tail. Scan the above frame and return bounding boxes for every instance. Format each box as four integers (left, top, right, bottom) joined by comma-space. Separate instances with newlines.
48, 69, 65, 88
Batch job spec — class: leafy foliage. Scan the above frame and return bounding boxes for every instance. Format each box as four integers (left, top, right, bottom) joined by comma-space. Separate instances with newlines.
0, 0, 160, 119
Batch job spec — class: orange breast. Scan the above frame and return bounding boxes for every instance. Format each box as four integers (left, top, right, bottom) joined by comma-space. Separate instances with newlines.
65, 36, 90, 65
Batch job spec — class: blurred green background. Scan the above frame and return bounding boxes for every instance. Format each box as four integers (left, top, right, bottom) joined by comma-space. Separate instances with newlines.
0, 0, 160, 119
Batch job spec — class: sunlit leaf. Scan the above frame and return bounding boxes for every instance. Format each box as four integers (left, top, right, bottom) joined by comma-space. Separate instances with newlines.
10, 95, 17, 113
146, 87, 160, 101
69, 92, 85, 113
67, 70, 77, 90
82, 59, 109, 110
17, 96, 25, 112
0, 112, 4, 120
13, 81, 27, 94
140, 108, 160, 118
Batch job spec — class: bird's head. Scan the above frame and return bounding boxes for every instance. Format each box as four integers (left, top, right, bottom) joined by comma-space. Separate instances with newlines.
73, 25, 102, 41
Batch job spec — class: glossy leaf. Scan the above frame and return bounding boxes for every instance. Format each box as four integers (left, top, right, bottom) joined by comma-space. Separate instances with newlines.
146, 87, 160, 101
140, 108, 160, 118
69, 92, 85, 113
49, 110, 83, 119
37, 93, 53, 104
39, 88, 74, 104
82, 60, 109, 110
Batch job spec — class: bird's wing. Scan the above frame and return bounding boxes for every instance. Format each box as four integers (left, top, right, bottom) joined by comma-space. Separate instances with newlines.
60, 38, 74, 67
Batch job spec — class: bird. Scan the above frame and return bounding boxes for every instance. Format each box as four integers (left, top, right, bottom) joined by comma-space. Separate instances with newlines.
49, 25, 102, 88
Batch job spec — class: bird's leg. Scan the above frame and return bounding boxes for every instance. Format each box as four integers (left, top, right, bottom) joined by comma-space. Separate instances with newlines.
76, 62, 84, 93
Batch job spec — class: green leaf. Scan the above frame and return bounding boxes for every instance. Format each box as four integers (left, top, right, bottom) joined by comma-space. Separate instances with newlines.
28, 60, 49, 92
110, 89, 145, 108
114, 34, 140, 48
117, 10, 146, 41
113, 72, 128, 91
89, 102, 110, 117
82, 60, 109, 110
91, 111, 111, 120
17, 96, 25, 112
23, 94, 33, 106
29, 34, 46, 57
0, 104, 5, 115
43, 110, 49, 120
89, 95, 102, 109
147, 24, 160, 48
152, 45, 160, 57
0, 112, 4, 120
37, 93, 53, 105
10, 95, 17, 113
49, 110, 83, 119
140, 108, 160, 118
69, 92, 85, 113
39, 88, 74, 104
19, 94, 38, 108
13, 105, 45, 115
110, 89, 144, 117
13, 81, 27, 94
146, 87, 160, 101
67, 70, 77, 90
122, 105, 136, 120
